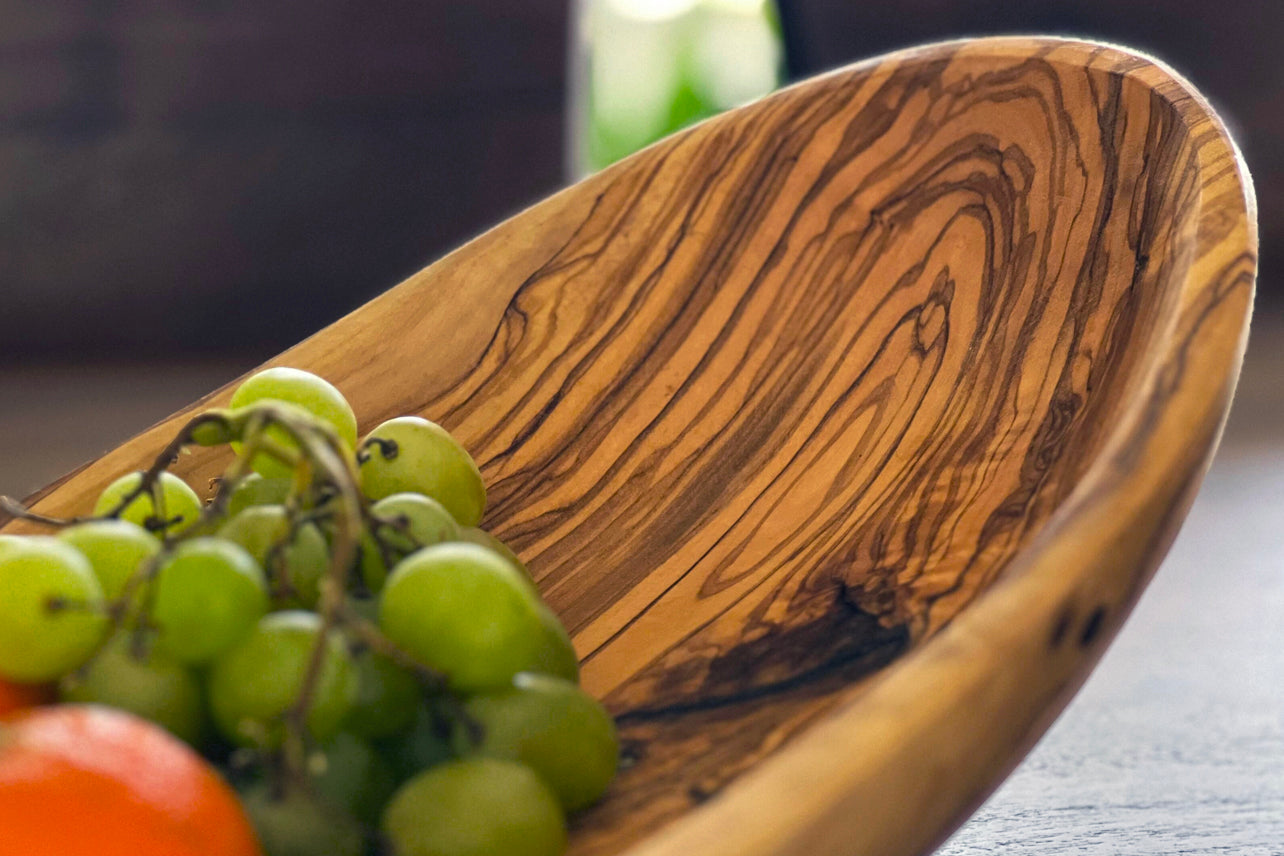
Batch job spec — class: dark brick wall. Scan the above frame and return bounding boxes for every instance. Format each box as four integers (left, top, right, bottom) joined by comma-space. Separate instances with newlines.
0, 1, 569, 359
1, 1, 1276, 360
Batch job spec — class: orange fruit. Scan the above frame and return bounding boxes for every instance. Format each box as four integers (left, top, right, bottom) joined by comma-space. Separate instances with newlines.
0, 704, 262, 856
0, 679, 52, 717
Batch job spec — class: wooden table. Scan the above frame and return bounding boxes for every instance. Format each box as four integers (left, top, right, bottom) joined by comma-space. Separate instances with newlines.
2, 320, 1281, 853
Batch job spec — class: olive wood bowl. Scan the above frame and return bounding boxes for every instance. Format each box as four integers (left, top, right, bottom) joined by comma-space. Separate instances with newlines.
1, 36, 1256, 856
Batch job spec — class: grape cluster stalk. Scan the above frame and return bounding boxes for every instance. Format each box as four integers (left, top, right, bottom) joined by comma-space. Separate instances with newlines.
2, 402, 470, 782
0, 368, 617, 856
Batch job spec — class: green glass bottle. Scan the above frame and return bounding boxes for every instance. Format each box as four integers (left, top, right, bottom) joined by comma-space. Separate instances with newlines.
572, 0, 785, 176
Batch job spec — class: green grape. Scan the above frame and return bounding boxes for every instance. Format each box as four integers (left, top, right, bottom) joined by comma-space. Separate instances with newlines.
219, 506, 330, 608
457, 673, 617, 811
312, 731, 398, 825
208, 611, 357, 748
57, 519, 160, 602
372, 493, 460, 550
455, 526, 539, 601
379, 543, 546, 692
457, 527, 533, 584
345, 649, 420, 739
59, 633, 205, 745
530, 603, 580, 684
239, 784, 364, 856
370, 533, 574, 684
378, 705, 454, 782
229, 367, 359, 479
382, 759, 566, 856
362, 492, 460, 591
0, 537, 107, 682
357, 531, 389, 593
189, 416, 238, 448
226, 473, 294, 517
93, 471, 204, 534
359, 417, 486, 526
151, 538, 269, 664
376, 704, 456, 782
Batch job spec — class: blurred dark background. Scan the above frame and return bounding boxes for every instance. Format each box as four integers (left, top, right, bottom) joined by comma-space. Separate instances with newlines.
1, 0, 1278, 364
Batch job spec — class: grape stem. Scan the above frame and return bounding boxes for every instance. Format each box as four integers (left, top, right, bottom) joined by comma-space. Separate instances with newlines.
109, 412, 235, 535
336, 602, 446, 692
253, 411, 364, 775
364, 508, 430, 576
336, 602, 483, 745
356, 436, 398, 465
3, 399, 485, 774
0, 496, 88, 528
199, 411, 271, 527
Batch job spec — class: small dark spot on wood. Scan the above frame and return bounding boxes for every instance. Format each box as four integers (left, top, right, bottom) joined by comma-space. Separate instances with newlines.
687, 782, 717, 804
1080, 606, 1108, 647
1050, 604, 1074, 648
618, 739, 645, 770
868, 585, 897, 614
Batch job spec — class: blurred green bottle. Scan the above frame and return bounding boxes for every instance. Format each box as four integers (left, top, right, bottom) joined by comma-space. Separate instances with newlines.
570, 0, 785, 176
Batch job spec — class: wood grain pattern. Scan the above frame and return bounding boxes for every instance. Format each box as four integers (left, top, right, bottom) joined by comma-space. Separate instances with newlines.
0, 37, 1255, 856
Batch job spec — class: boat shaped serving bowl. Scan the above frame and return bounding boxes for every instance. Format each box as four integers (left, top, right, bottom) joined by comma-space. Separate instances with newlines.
1, 36, 1256, 856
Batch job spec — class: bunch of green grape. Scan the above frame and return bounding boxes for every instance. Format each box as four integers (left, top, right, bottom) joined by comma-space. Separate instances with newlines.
0, 367, 617, 856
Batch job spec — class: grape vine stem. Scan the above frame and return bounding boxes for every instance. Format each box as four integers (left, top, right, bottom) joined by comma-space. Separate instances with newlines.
2, 400, 479, 778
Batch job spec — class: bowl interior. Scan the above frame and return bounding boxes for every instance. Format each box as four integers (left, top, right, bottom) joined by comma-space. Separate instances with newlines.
523, 49, 1200, 854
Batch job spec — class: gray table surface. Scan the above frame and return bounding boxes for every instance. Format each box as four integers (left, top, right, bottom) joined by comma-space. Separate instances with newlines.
1, 323, 1281, 855
941, 325, 1284, 855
